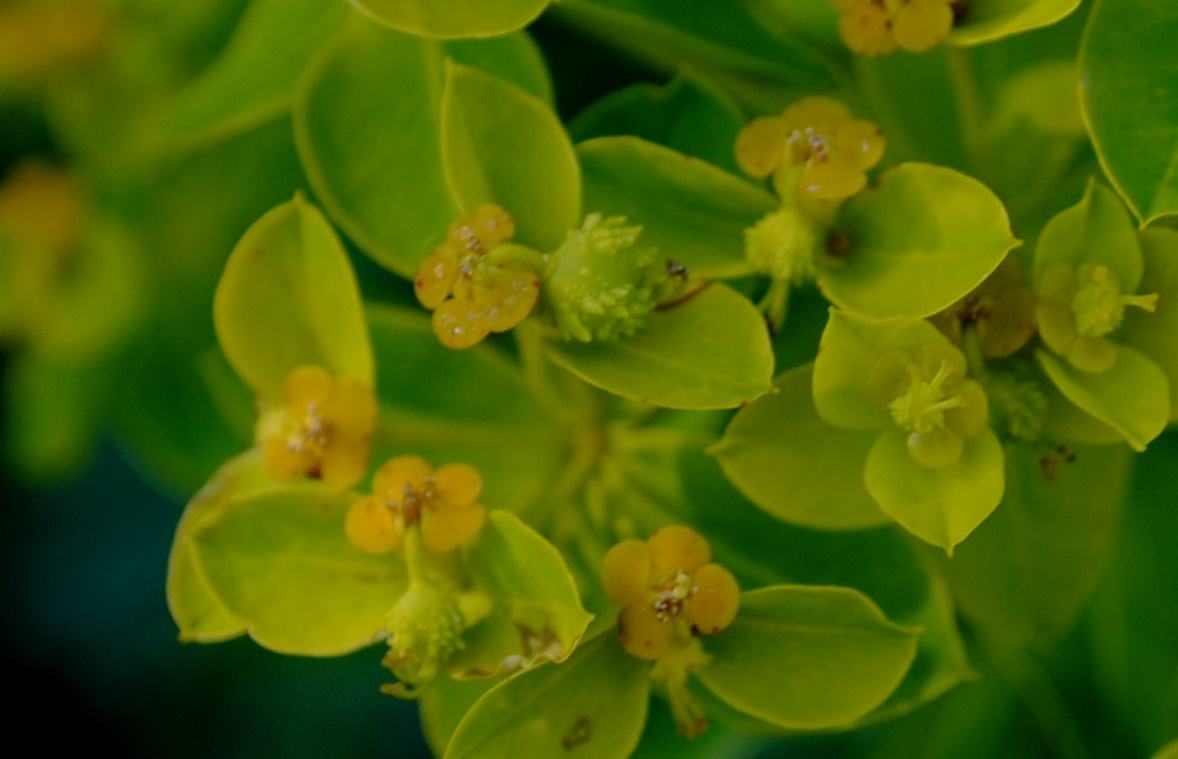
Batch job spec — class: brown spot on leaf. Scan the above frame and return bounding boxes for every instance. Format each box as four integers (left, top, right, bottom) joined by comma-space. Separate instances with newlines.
562, 717, 592, 750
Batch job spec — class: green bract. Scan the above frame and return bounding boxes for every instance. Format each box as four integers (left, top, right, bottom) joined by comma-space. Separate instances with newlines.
1080, 0, 1178, 225
1031, 180, 1171, 450
813, 309, 1004, 552
948, 0, 1083, 46
213, 195, 373, 401
823, 163, 1020, 319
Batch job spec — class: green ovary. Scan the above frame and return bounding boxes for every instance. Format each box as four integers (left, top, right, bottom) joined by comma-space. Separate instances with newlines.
1037, 262, 1158, 373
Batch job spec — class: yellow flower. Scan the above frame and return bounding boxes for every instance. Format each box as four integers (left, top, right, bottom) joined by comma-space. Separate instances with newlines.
259, 365, 377, 488
735, 96, 885, 203
601, 525, 740, 661
345, 455, 487, 554
414, 204, 540, 349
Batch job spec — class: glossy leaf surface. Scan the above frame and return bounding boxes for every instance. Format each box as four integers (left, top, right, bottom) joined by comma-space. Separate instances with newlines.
191, 484, 407, 655
213, 196, 373, 401
295, 20, 550, 276
823, 163, 1018, 319
543, 284, 773, 409
697, 585, 919, 729
448, 512, 593, 678
1080, 0, 1178, 225
445, 631, 649, 759
712, 363, 888, 531
949, 0, 1082, 47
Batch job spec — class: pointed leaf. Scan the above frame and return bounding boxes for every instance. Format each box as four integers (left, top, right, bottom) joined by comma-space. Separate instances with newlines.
948, 0, 1082, 47
712, 363, 888, 531
448, 511, 593, 678
445, 631, 649, 759
696, 586, 918, 730
1080, 0, 1178, 225
864, 425, 1005, 554
1032, 179, 1143, 292
542, 284, 773, 409
577, 136, 774, 279
294, 20, 550, 276
823, 163, 1019, 319
441, 62, 580, 251
191, 483, 407, 655
349, 0, 550, 39
213, 195, 373, 401
1035, 347, 1169, 452
163, 0, 348, 144
166, 451, 269, 643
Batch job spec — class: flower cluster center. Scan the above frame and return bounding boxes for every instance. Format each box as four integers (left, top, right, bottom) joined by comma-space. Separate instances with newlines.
889, 360, 964, 434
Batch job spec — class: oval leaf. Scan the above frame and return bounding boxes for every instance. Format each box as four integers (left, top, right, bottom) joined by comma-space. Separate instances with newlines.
163, 0, 348, 144
213, 195, 373, 401
349, 0, 550, 39
191, 484, 407, 655
1035, 347, 1170, 452
448, 511, 593, 679
696, 585, 918, 730
938, 442, 1131, 644
864, 425, 1005, 554
823, 163, 1019, 319
442, 62, 580, 251
294, 20, 550, 276
577, 136, 775, 279
1080, 0, 1178, 225
948, 0, 1082, 47
166, 451, 270, 643
542, 284, 773, 409
711, 363, 889, 531
445, 631, 649, 759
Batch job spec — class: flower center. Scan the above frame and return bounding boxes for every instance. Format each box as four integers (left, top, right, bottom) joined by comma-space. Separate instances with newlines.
651, 571, 695, 622
1071, 264, 1158, 337
285, 401, 331, 457
889, 360, 964, 434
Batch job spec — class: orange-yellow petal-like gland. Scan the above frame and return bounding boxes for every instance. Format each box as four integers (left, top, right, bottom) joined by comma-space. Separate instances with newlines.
734, 116, 790, 178
798, 156, 867, 200
262, 366, 377, 488
432, 299, 492, 350
618, 603, 673, 660
835, 119, 887, 170
687, 563, 741, 635
891, 0, 954, 53
422, 501, 487, 553
415, 243, 461, 309
602, 539, 654, 606
363, 455, 488, 552
838, 3, 896, 57
471, 204, 515, 243
282, 365, 333, 414
374, 455, 434, 499
782, 96, 853, 133
434, 463, 483, 506
648, 525, 711, 575
346, 496, 402, 554
481, 270, 541, 333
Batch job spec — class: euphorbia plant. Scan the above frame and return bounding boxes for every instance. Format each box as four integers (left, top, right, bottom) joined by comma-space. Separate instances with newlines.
2, 0, 1177, 757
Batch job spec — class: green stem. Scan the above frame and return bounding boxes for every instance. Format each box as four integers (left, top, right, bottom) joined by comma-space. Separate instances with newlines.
514, 319, 571, 421
962, 324, 988, 381
403, 523, 427, 586
483, 243, 547, 275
